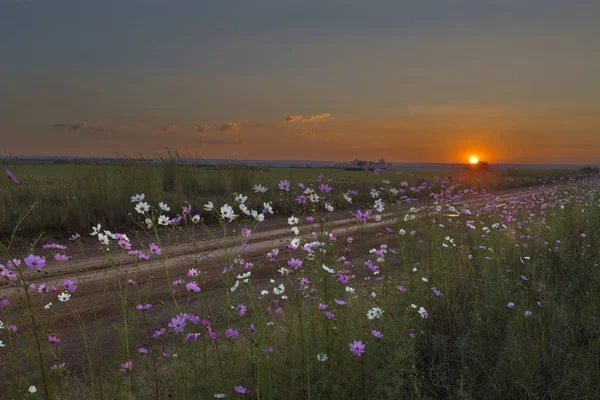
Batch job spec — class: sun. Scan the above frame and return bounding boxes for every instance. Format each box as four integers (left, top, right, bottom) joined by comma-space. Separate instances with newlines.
469, 156, 479, 164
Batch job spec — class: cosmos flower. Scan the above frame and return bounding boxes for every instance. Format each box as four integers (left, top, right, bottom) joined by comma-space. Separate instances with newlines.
366, 307, 384, 320
24, 254, 46, 269
62, 279, 77, 292
58, 292, 71, 302
5, 168, 19, 184
349, 340, 366, 356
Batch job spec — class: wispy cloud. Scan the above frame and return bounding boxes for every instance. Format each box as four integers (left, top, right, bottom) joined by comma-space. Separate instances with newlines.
284, 115, 303, 123
160, 125, 177, 133
198, 138, 243, 145
195, 124, 212, 133
304, 112, 331, 122
52, 122, 89, 130
219, 122, 237, 132
284, 113, 331, 123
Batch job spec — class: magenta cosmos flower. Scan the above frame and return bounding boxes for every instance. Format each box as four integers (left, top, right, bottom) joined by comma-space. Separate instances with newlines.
62, 279, 77, 292
5, 168, 19, 184
349, 340, 366, 356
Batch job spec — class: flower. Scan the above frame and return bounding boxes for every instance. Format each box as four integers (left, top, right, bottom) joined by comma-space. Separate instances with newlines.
120, 360, 133, 376
371, 330, 383, 339
136, 304, 152, 311
135, 202, 150, 214
234, 385, 249, 394
159, 202, 171, 211
185, 281, 201, 293
288, 216, 299, 225
48, 335, 61, 344
158, 215, 170, 226
507, 302, 515, 309
349, 340, 366, 356
225, 328, 239, 339
62, 279, 77, 293
236, 303, 248, 316
130, 193, 145, 202
220, 204, 237, 222
253, 184, 268, 193
168, 315, 187, 333
418, 307, 429, 318
317, 352, 328, 361
278, 180, 291, 191
58, 292, 71, 302
5, 168, 20, 184
28, 385, 37, 394
204, 202, 214, 211
525, 310, 533, 317
366, 307, 384, 320
24, 254, 46, 269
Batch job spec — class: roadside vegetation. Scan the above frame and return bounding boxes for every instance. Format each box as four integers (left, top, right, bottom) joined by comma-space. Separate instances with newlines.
1, 162, 599, 399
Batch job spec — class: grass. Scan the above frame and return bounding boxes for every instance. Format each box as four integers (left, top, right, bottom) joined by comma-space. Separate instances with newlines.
0, 153, 587, 240
1, 165, 599, 399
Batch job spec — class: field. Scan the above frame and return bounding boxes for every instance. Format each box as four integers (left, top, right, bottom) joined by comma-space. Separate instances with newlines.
1, 160, 600, 399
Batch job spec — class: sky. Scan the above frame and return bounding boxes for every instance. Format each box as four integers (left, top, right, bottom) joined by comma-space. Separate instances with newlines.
1, 0, 599, 164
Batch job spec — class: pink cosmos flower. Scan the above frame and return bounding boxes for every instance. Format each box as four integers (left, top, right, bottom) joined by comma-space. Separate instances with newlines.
349, 340, 366, 356
24, 254, 46, 269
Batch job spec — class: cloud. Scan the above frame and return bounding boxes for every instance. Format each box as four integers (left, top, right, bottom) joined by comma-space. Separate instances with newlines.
283, 113, 331, 123
195, 124, 212, 133
219, 122, 237, 132
304, 112, 331, 122
160, 125, 177, 133
199, 138, 243, 145
53, 122, 89, 130
284, 115, 303, 123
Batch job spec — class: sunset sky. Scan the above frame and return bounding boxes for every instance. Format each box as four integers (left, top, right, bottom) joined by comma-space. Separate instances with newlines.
1, 1, 599, 163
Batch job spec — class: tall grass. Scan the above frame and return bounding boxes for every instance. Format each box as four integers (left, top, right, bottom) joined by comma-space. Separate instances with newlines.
1, 169, 599, 399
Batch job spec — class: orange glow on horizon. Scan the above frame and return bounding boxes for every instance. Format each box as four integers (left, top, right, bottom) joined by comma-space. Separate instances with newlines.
469, 156, 479, 164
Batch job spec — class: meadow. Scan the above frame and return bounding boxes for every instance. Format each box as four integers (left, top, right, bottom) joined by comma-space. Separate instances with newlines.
1, 159, 599, 399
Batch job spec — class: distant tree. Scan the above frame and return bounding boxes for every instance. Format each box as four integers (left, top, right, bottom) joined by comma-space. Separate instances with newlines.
351, 159, 368, 169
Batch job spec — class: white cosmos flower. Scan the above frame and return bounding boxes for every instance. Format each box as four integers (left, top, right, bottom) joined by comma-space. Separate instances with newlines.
28, 385, 37, 394
418, 306, 428, 318
263, 202, 273, 214
317, 353, 328, 362
239, 203, 251, 215
58, 292, 71, 302
290, 238, 301, 249
0, 340, 4, 348
44, 302, 53, 310
130, 193, 144, 202
322, 264, 335, 274
291, 227, 300, 235
97, 233, 110, 246
158, 215, 170, 226
145, 218, 153, 229
230, 280, 240, 292
90, 224, 101, 236
260, 290, 269, 296
325, 203, 334, 212
309, 193, 320, 203
191, 214, 201, 223
399, 229, 406, 235
204, 202, 214, 211
343, 193, 353, 203
251, 210, 265, 222
220, 204, 237, 222
273, 284, 285, 295
254, 184, 268, 193
234, 194, 248, 203
288, 216, 299, 226
159, 202, 170, 212
236, 272, 251, 280
278, 267, 289, 275
135, 202, 150, 214
214, 394, 227, 398
421, 277, 428, 282
103, 230, 117, 240
367, 307, 384, 320
345, 286, 355, 294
